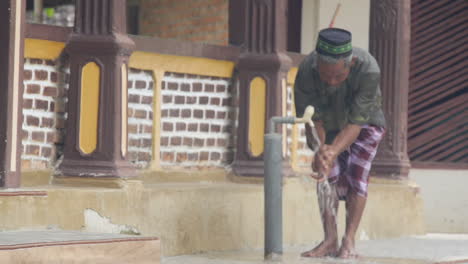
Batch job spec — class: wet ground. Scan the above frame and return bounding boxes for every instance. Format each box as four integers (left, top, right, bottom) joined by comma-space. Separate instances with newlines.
163, 234, 468, 264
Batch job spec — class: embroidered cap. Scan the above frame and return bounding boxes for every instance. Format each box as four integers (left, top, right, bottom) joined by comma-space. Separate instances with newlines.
316, 28, 352, 58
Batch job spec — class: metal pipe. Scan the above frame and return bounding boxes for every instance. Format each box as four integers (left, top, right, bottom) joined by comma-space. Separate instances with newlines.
264, 105, 316, 260
264, 133, 283, 259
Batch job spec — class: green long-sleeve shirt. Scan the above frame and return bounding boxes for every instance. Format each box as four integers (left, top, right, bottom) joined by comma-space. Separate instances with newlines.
294, 47, 386, 144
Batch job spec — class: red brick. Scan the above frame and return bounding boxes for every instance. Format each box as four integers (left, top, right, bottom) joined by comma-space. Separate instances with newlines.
216, 111, 226, 119
50, 72, 58, 83
161, 137, 169, 146
170, 109, 180, 117
35, 70, 48, 80
161, 81, 166, 90
31, 131, 45, 142
200, 151, 209, 161
211, 124, 221, 132
149, 111, 154, 120
199, 96, 209, 105
205, 84, 214, 92
222, 98, 231, 106
41, 117, 54, 127
174, 96, 185, 104
128, 80, 133, 88
141, 96, 153, 104
188, 123, 198, 132
183, 137, 193, 146
188, 152, 198, 161
35, 100, 49, 111
162, 109, 169, 117
181, 109, 191, 118
46, 131, 60, 143
142, 138, 152, 147
176, 152, 187, 162
24, 70, 32, 80
43, 86, 57, 97
207, 138, 215, 146
163, 95, 172, 103
127, 151, 138, 161
171, 137, 182, 146
135, 80, 147, 89
143, 125, 153, 133
210, 152, 221, 161
129, 139, 140, 147
194, 110, 203, 118
26, 84, 40, 94
193, 83, 202, 92
26, 145, 40, 155
129, 94, 140, 103
163, 122, 173, 132
45, 60, 55, 66
176, 122, 186, 131
210, 97, 220, 105
206, 110, 215, 119
23, 99, 33, 109
217, 138, 227, 147
222, 152, 234, 163
30, 58, 43, 64
138, 152, 151, 161
186, 96, 196, 104
216, 85, 226, 93
56, 116, 66, 129
181, 83, 190, 92
168, 82, 178, 90
129, 124, 138, 133
41, 147, 53, 157
200, 123, 209, 132
223, 124, 233, 133
134, 110, 147, 118
194, 138, 204, 147
26, 116, 40, 126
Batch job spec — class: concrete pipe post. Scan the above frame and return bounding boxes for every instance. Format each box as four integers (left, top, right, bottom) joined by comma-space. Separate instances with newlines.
263, 106, 316, 260
264, 132, 283, 259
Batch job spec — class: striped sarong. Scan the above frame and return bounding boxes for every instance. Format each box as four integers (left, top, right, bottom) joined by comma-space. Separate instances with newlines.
327, 125, 385, 200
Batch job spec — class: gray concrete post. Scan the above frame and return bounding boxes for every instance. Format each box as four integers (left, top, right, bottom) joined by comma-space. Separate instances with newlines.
264, 133, 283, 259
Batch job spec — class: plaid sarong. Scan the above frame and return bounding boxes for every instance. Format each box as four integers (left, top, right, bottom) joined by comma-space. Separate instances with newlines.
327, 125, 385, 200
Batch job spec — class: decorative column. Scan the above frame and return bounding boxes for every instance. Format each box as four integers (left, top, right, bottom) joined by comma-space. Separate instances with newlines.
58, 0, 136, 178
369, 0, 411, 178
230, 0, 292, 177
0, 0, 25, 187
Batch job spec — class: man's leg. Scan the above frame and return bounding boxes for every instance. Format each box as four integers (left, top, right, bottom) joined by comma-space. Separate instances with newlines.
301, 182, 339, 257
338, 190, 366, 258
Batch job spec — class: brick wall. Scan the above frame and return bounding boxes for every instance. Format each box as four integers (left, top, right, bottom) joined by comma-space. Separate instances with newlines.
139, 0, 228, 45
22, 58, 67, 170
127, 69, 154, 168
160, 72, 237, 167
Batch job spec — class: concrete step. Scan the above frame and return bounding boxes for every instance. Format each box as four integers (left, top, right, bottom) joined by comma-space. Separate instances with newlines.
0, 230, 160, 264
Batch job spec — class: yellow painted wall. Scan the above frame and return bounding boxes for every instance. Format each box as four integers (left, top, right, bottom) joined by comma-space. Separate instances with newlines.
248, 77, 267, 157
79, 62, 101, 154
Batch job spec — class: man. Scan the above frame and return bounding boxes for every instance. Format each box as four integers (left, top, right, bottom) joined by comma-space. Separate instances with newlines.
294, 28, 386, 258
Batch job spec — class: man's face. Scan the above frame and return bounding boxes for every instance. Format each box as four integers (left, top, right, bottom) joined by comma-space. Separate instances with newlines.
317, 59, 350, 88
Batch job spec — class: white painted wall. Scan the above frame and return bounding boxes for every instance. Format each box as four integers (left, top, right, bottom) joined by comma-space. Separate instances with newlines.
410, 169, 468, 234
300, 0, 370, 54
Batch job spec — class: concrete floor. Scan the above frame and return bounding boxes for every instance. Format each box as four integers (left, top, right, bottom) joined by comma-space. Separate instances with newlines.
163, 234, 468, 264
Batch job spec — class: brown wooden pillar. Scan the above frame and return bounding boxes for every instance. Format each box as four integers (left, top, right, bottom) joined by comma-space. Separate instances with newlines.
230, 0, 292, 177
369, 0, 411, 179
58, 0, 136, 178
0, 0, 25, 187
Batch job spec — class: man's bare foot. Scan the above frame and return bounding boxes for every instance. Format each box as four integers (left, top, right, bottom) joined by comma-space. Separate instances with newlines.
337, 237, 359, 259
301, 240, 338, 258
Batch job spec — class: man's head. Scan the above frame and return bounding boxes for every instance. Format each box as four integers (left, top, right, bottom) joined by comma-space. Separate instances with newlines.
316, 28, 354, 88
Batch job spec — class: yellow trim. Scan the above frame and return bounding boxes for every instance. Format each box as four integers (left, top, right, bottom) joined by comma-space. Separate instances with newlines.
25, 38, 65, 60
287, 67, 298, 85
121, 64, 128, 157
79, 62, 101, 154
129, 51, 234, 78
248, 77, 266, 157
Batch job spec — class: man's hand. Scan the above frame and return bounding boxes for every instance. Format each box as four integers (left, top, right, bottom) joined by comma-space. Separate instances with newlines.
312, 144, 338, 178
